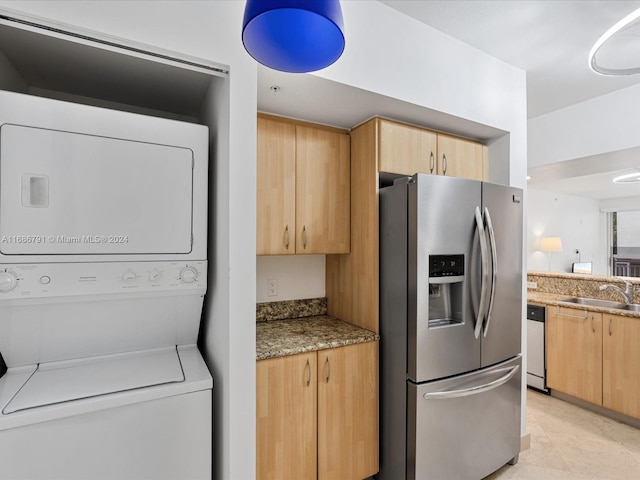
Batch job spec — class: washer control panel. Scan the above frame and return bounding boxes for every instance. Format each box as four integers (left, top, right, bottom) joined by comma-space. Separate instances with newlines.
0, 261, 207, 299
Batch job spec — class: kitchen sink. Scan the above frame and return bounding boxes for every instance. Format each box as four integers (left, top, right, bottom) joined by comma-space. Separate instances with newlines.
560, 297, 640, 312
621, 304, 640, 312
560, 297, 626, 309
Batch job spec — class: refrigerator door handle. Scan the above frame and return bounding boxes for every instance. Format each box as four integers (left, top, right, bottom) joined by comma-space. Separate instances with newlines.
483, 207, 498, 337
422, 365, 520, 400
474, 206, 490, 339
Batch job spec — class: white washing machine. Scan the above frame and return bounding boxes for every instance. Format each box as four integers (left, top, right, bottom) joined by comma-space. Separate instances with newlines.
0, 92, 212, 479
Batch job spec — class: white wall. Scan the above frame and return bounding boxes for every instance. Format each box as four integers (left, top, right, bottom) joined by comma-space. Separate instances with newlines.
256, 256, 325, 303
527, 188, 606, 274
617, 211, 640, 252
600, 195, 640, 213
529, 81, 640, 168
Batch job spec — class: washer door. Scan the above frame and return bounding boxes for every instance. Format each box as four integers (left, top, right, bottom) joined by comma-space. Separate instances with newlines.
3, 347, 184, 414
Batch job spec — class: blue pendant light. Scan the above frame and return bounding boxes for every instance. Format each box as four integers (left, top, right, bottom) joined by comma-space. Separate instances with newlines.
242, 0, 345, 73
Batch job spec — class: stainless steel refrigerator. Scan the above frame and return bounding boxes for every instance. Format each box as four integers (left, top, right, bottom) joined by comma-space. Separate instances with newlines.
379, 173, 523, 480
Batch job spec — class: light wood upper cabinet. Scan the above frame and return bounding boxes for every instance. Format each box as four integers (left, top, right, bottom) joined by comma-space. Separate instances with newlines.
378, 118, 437, 175
257, 117, 296, 255
256, 115, 350, 255
317, 341, 378, 480
547, 306, 602, 405
326, 117, 486, 334
296, 125, 350, 254
603, 314, 640, 419
375, 118, 485, 181
256, 352, 317, 480
437, 133, 484, 180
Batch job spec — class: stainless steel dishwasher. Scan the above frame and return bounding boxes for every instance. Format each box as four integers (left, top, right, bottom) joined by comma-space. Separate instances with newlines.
526, 304, 548, 393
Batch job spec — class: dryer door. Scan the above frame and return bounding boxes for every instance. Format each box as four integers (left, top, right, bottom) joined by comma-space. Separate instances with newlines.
0, 124, 193, 255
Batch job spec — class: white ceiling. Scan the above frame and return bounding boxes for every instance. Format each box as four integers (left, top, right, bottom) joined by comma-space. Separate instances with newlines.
258, 1, 640, 200
380, 0, 640, 119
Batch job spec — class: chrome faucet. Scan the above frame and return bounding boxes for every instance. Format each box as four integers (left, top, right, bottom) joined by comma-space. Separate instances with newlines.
599, 280, 633, 304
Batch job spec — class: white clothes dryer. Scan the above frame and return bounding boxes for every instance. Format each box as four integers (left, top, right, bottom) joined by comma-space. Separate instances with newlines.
0, 92, 213, 479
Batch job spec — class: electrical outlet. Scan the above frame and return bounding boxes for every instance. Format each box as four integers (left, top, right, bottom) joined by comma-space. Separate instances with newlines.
527, 281, 537, 289
267, 278, 278, 297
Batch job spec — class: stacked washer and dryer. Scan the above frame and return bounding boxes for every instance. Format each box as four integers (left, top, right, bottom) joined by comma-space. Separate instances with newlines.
0, 91, 213, 479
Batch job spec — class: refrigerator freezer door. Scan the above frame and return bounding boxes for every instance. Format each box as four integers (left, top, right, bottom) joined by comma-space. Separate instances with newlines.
408, 175, 482, 382
480, 183, 523, 367
407, 355, 522, 480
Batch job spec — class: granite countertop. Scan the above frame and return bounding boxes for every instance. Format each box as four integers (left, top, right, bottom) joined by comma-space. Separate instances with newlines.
256, 315, 379, 360
528, 291, 640, 319
528, 270, 640, 284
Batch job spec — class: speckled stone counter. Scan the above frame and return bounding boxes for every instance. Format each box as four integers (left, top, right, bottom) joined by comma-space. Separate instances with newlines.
256, 297, 327, 321
528, 271, 640, 304
256, 315, 379, 360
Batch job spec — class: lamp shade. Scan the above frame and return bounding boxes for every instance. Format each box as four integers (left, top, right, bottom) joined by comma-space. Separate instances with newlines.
540, 237, 563, 253
242, 0, 345, 73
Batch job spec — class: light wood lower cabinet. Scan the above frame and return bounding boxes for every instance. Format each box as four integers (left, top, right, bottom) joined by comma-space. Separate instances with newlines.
317, 342, 378, 480
547, 306, 603, 405
256, 352, 317, 480
256, 341, 378, 480
546, 306, 640, 419
603, 313, 640, 419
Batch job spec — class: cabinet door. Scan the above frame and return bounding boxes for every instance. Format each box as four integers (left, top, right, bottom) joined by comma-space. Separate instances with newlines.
547, 307, 602, 405
318, 341, 378, 480
256, 117, 296, 255
603, 314, 640, 419
436, 134, 484, 180
296, 125, 350, 254
378, 119, 437, 175
256, 353, 317, 480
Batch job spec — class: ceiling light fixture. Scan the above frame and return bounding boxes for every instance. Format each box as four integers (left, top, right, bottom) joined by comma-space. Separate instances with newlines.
242, 0, 345, 73
589, 7, 640, 76
613, 171, 640, 183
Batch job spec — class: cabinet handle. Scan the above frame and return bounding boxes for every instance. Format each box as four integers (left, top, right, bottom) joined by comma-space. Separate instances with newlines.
302, 225, 307, 250
442, 153, 448, 175
429, 151, 435, 173
305, 358, 311, 386
591, 315, 595, 333
284, 225, 290, 250
555, 306, 588, 319
325, 356, 330, 383
609, 318, 612, 336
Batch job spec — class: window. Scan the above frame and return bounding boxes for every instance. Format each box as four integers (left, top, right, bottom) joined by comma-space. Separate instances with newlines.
610, 210, 640, 277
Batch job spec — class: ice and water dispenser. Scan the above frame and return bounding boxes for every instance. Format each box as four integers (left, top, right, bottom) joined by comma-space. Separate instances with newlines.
428, 254, 464, 327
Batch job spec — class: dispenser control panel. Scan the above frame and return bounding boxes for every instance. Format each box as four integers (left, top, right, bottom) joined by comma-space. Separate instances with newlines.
429, 254, 464, 278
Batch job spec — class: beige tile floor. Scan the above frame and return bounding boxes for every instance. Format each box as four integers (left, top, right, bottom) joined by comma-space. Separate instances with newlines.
485, 389, 640, 479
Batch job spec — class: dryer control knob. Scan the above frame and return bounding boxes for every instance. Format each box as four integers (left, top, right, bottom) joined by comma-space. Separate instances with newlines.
148, 269, 162, 282
122, 270, 137, 282
0, 271, 18, 292
179, 266, 198, 284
